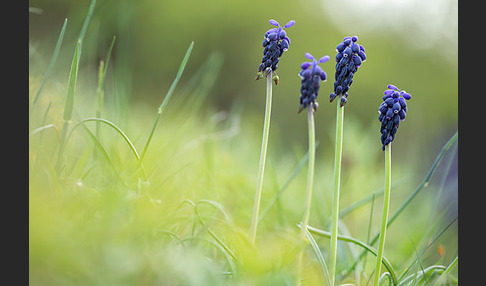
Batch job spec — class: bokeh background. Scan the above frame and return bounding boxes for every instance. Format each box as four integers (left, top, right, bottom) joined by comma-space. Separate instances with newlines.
29, 0, 458, 158
29, 0, 458, 283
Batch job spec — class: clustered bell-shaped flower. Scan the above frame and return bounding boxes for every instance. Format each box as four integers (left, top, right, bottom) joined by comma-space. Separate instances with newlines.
298, 53, 330, 113
330, 36, 367, 107
255, 19, 295, 82
378, 84, 412, 150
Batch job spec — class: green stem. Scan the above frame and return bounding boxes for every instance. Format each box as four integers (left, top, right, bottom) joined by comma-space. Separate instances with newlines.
296, 106, 317, 285
330, 100, 344, 285
374, 143, 392, 286
342, 131, 458, 279
301, 106, 316, 241
249, 71, 273, 244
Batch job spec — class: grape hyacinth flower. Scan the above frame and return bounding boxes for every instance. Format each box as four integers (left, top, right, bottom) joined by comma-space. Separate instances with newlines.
330, 36, 367, 106
249, 19, 294, 245
298, 53, 330, 113
373, 85, 411, 286
378, 84, 412, 150
255, 19, 295, 84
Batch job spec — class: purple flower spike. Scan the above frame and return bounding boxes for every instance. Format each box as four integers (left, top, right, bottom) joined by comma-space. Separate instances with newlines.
269, 19, 279, 26
331, 35, 366, 106
298, 53, 330, 113
378, 84, 411, 150
256, 19, 296, 77
284, 20, 295, 28
319, 55, 330, 63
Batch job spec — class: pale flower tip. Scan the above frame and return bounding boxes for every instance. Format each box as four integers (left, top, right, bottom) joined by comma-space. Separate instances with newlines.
269, 19, 279, 26
284, 20, 295, 28
304, 53, 314, 60
319, 55, 330, 63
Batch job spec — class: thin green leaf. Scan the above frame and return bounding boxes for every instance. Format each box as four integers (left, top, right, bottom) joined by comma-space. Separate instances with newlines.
298, 223, 331, 286
138, 41, 194, 168
80, 124, 129, 188
307, 225, 398, 285
96, 35, 116, 120
76, 118, 147, 179
258, 142, 319, 224
343, 131, 458, 278
62, 40, 80, 122
31, 18, 68, 116
433, 256, 458, 286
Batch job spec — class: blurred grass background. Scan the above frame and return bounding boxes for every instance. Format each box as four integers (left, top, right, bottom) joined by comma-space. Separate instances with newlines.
29, 0, 458, 155
29, 0, 458, 284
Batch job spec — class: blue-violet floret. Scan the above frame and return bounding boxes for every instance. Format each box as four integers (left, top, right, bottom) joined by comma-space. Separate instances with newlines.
298, 53, 330, 113
256, 19, 295, 81
378, 84, 412, 150
330, 35, 366, 106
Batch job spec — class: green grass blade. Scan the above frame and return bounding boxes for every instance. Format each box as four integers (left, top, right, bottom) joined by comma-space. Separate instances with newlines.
307, 225, 398, 285
96, 36, 117, 136
384, 131, 457, 239
342, 131, 458, 278
397, 216, 457, 282
60, 0, 96, 144
62, 0, 96, 122
298, 223, 331, 286
30, 124, 59, 138
62, 40, 80, 122
138, 41, 194, 168
78, 0, 96, 44
433, 256, 457, 286
31, 18, 68, 117
397, 265, 446, 286
338, 178, 406, 220
194, 200, 236, 261
80, 124, 130, 188
75, 118, 147, 179
258, 142, 319, 224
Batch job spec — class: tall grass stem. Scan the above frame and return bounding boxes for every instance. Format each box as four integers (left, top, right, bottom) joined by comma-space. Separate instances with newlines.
137, 41, 194, 169
249, 71, 273, 245
96, 35, 116, 137
30, 18, 68, 121
373, 143, 392, 286
57, 0, 96, 169
330, 101, 344, 285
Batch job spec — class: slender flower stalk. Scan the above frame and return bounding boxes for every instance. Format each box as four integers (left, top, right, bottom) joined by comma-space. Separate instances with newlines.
250, 19, 295, 244
374, 143, 391, 285
329, 35, 366, 285
295, 53, 329, 285
329, 98, 344, 286
374, 84, 411, 285
249, 72, 273, 244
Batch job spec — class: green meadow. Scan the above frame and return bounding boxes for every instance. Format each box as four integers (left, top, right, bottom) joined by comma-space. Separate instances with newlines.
29, 0, 457, 285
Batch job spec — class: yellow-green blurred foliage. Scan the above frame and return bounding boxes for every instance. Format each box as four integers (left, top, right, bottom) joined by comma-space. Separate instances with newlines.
29, 0, 457, 284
